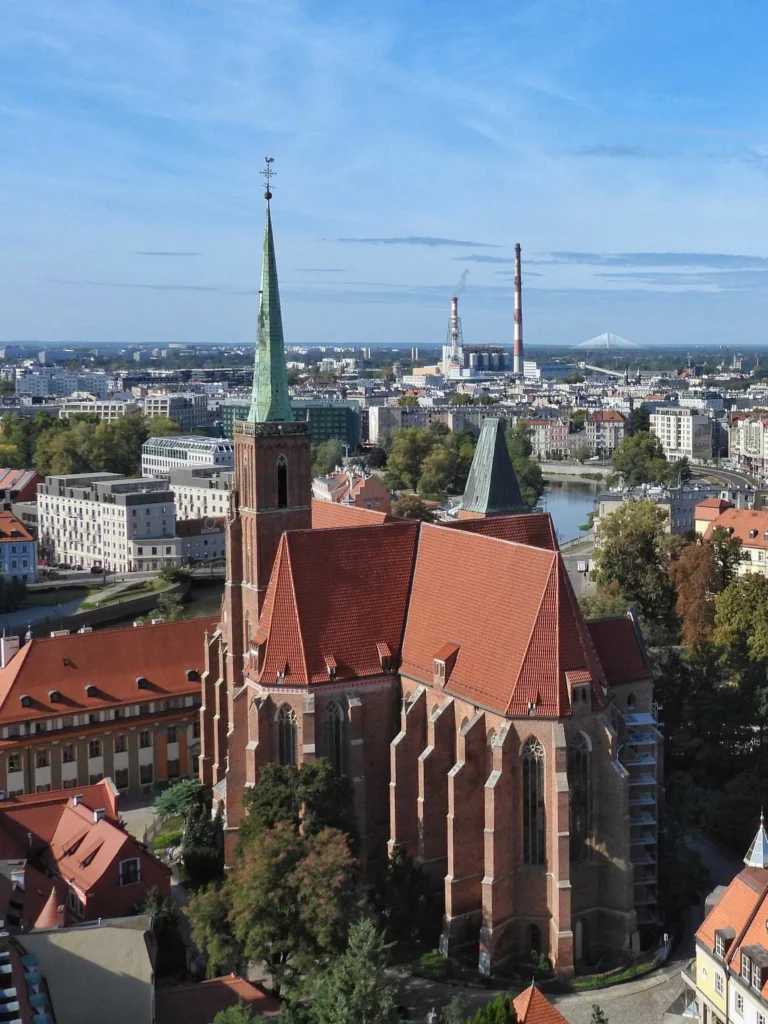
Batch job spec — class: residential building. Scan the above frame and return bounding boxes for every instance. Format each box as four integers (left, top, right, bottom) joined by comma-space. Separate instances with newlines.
595, 486, 720, 538
0, 616, 213, 798
703, 508, 768, 576
155, 975, 280, 1024
58, 398, 141, 422
694, 498, 735, 535
201, 190, 659, 977
0, 468, 42, 506
0, 781, 170, 927
518, 417, 571, 458
650, 407, 713, 460
142, 392, 210, 432
141, 435, 234, 477
37, 472, 180, 572
729, 415, 768, 474
312, 467, 392, 514
176, 517, 226, 563
368, 403, 495, 443
16, 369, 110, 399
684, 815, 768, 1024
586, 410, 626, 455
0, 511, 37, 582
166, 467, 233, 521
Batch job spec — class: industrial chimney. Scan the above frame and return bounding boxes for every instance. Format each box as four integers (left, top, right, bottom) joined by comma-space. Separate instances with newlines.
513, 242, 523, 375
449, 296, 460, 358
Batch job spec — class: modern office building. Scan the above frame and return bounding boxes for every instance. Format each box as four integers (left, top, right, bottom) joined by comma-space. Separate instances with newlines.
220, 398, 361, 447
141, 393, 210, 432
141, 436, 234, 477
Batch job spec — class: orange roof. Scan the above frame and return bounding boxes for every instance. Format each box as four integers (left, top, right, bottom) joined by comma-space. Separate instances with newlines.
704, 508, 768, 549
587, 617, 649, 685
0, 616, 216, 723
449, 511, 558, 551
0, 511, 33, 542
729, 878, 768, 998
695, 498, 734, 521
48, 801, 135, 893
588, 411, 626, 423
696, 870, 768, 952
155, 974, 280, 1023
513, 984, 569, 1023
311, 497, 391, 528
401, 525, 606, 717
34, 884, 62, 929
255, 522, 418, 685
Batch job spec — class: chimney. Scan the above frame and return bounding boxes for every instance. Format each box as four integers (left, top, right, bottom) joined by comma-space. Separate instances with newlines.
93, 808, 106, 823
0, 636, 20, 670
72, 794, 83, 806
513, 242, 524, 375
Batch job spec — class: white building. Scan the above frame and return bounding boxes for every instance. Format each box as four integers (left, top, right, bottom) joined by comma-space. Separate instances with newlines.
37, 473, 181, 572
650, 407, 713, 460
141, 436, 234, 477
58, 398, 141, 422
16, 369, 110, 398
165, 467, 233, 521
141, 393, 210, 432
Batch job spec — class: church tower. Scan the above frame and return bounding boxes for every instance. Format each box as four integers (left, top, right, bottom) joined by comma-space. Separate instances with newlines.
200, 160, 311, 832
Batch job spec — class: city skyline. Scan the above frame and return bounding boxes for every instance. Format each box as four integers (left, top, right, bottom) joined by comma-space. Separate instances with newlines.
4, 0, 768, 346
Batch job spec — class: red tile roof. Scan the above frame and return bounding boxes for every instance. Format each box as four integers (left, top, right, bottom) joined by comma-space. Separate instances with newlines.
400, 525, 606, 717
34, 885, 62, 929
449, 511, 558, 550
0, 616, 216, 723
0, 468, 41, 501
155, 974, 280, 1024
311, 497, 392, 528
0, 511, 33, 543
256, 522, 418, 685
704, 508, 768, 549
587, 616, 649, 685
696, 870, 768, 953
513, 985, 569, 1023
588, 411, 626, 424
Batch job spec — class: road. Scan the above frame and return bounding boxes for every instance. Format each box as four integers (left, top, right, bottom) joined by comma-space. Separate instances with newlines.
691, 465, 756, 489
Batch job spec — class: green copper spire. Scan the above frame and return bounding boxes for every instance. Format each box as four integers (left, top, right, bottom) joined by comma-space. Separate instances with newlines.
460, 418, 528, 516
247, 159, 293, 424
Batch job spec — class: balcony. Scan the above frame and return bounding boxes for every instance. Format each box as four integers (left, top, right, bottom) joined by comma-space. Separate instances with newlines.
631, 831, 657, 847
629, 793, 657, 807
628, 772, 657, 787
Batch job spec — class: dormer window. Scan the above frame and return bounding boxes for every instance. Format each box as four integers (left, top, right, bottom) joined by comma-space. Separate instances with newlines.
433, 643, 459, 688
743, 952, 751, 979
715, 935, 724, 957
48, 690, 61, 703
753, 962, 762, 990
135, 676, 149, 690
85, 684, 98, 698
324, 656, 337, 682
715, 927, 735, 959
19, 695, 31, 709
377, 642, 393, 674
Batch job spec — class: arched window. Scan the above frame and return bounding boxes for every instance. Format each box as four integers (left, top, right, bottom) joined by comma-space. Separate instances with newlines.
522, 737, 546, 866
322, 701, 346, 774
241, 455, 249, 506
568, 732, 591, 861
627, 692, 636, 709
527, 923, 542, 953
277, 455, 288, 509
277, 704, 298, 766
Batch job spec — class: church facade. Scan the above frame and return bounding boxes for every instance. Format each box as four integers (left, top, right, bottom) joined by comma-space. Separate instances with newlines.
199, 183, 659, 977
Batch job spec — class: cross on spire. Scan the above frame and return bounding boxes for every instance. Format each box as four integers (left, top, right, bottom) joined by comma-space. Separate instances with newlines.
262, 157, 275, 201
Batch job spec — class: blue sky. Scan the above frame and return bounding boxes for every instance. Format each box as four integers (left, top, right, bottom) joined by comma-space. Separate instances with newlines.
3, 0, 768, 347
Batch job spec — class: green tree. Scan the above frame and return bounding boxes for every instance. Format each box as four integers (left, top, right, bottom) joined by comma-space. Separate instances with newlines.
312, 918, 398, 1024
626, 406, 650, 436
570, 410, 586, 432
183, 791, 225, 888
610, 431, 668, 487
0, 442, 21, 467
589, 1007, 609, 1024
155, 591, 186, 622
213, 1004, 266, 1024
468, 993, 518, 1024
154, 777, 203, 819
710, 526, 744, 590
392, 494, 435, 522
364, 447, 387, 469
417, 445, 459, 501
578, 583, 630, 621
448, 393, 473, 406
592, 499, 676, 634
384, 428, 437, 490
312, 439, 345, 478
398, 395, 418, 408
669, 456, 692, 485
185, 883, 236, 978
505, 425, 543, 507
375, 845, 440, 946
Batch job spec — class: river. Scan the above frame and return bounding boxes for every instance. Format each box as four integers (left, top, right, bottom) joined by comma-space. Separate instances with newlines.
540, 480, 599, 545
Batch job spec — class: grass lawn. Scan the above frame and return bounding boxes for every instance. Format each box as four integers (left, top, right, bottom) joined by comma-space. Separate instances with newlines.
150, 814, 185, 851
81, 580, 175, 609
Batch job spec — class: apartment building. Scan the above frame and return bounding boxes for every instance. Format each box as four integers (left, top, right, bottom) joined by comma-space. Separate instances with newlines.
517, 417, 571, 457
176, 518, 226, 563
58, 398, 141, 422
141, 393, 209, 432
650, 406, 713, 460
586, 410, 626, 455
729, 415, 768, 474
703, 507, 768, 577
16, 369, 110, 398
37, 472, 180, 572
0, 617, 214, 799
0, 511, 37, 582
165, 467, 232, 521
141, 436, 234, 477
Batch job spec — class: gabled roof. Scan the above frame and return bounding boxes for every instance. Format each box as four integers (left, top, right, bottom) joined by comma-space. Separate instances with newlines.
155, 974, 280, 1024
588, 410, 625, 423
0, 512, 33, 542
255, 522, 418, 684
696, 497, 734, 513
696, 870, 768, 951
0, 616, 215, 723
449, 511, 558, 551
513, 984, 569, 1023
400, 525, 606, 717
587, 616, 650, 685
704, 508, 768, 548
311, 497, 391, 528
459, 418, 527, 516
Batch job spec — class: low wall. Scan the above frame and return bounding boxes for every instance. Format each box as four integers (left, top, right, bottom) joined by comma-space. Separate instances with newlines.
26, 582, 186, 638
540, 462, 612, 479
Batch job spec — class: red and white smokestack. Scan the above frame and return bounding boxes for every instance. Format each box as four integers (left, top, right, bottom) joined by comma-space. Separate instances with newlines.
450, 295, 460, 356
513, 242, 523, 375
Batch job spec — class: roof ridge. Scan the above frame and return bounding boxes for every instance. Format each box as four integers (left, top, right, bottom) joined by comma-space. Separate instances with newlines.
284, 536, 309, 684
429, 520, 557, 558
505, 550, 557, 715
26, 614, 217, 646
727, 879, 768, 966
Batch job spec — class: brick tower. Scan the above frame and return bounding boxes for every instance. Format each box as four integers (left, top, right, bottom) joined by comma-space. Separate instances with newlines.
200, 162, 311, 838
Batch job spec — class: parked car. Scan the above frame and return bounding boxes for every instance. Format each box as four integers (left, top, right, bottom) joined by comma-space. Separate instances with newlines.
90, 565, 106, 574
73, 564, 84, 571
57, 562, 70, 569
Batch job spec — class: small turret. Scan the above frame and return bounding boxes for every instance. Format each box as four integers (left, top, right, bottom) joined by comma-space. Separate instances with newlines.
744, 811, 768, 868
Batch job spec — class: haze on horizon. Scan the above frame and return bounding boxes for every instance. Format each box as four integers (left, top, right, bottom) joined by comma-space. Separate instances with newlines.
3, 0, 768, 349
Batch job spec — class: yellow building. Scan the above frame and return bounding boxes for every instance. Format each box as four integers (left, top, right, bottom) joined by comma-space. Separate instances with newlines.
685, 816, 768, 1024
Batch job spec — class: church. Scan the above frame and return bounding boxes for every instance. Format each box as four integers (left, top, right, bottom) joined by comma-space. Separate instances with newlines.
198, 177, 660, 977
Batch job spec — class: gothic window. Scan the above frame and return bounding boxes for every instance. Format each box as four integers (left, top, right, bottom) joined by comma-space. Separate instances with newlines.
277, 704, 298, 766
277, 455, 288, 509
241, 455, 249, 506
527, 923, 542, 953
322, 700, 346, 774
568, 732, 591, 861
522, 737, 546, 866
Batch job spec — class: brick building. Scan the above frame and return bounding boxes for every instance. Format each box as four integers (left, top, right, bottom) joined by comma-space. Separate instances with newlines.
586, 410, 626, 455
199, 188, 657, 977
0, 617, 213, 799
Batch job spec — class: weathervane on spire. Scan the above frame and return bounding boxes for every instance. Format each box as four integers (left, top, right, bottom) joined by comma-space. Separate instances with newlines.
262, 157, 275, 201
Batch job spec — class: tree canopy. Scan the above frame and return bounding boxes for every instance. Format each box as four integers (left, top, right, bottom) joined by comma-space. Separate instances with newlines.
311, 439, 345, 478
610, 430, 669, 487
